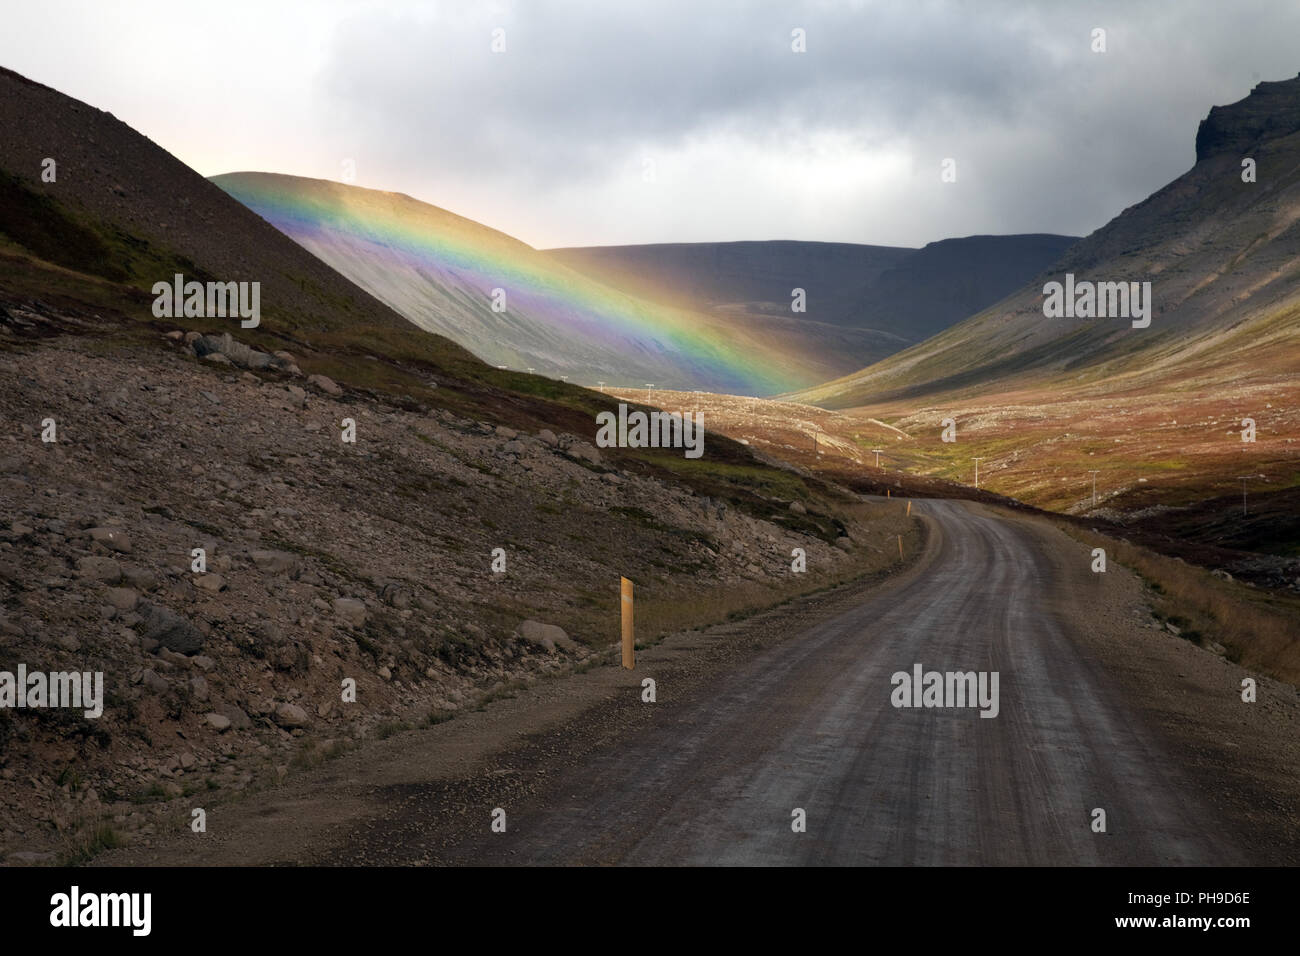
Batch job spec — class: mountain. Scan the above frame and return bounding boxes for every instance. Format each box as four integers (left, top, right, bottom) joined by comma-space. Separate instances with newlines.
545, 234, 1077, 343
0, 65, 907, 860
0, 68, 444, 349
791, 74, 1300, 410
543, 240, 913, 325
781, 73, 1300, 562
214, 173, 885, 395
832, 234, 1079, 341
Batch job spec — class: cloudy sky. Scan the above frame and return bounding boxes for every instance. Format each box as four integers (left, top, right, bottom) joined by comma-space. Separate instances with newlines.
3, 0, 1298, 249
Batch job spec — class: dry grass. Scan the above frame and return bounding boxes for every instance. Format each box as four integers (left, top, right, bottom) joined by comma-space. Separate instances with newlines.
59, 815, 126, 865
1065, 524, 1300, 685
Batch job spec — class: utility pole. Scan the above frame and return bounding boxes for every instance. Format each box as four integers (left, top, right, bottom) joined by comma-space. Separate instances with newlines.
596, 381, 605, 393
1087, 470, 1100, 508
1236, 474, 1264, 516
871, 448, 883, 469
972, 457, 985, 490
645, 383, 654, 404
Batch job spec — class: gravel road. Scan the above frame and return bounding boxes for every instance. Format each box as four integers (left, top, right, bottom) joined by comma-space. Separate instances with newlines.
437, 500, 1259, 865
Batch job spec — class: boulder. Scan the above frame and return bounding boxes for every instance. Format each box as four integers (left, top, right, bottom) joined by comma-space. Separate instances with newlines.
193, 573, 226, 593
137, 602, 205, 654
205, 713, 232, 732
105, 587, 138, 611
307, 374, 342, 396
193, 332, 272, 370
88, 527, 132, 553
519, 619, 578, 654
273, 702, 309, 728
76, 556, 121, 583
122, 565, 158, 590
216, 703, 252, 730
250, 550, 299, 574
564, 442, 603, 466
141, 669, 170, 694
333, 597, 367, 626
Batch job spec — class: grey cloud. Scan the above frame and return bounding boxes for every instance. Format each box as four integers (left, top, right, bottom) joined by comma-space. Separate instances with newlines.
310, 0, 1300, 245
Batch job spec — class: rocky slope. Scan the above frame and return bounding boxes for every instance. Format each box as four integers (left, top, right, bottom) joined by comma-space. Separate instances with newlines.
0, 324, 885, 863
0, 65, 908, 864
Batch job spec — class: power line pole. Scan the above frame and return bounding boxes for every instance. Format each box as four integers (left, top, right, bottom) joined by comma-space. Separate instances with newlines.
871, 448, 883, 469
1087, 470, 1100, 508
1236, 475, 1263, 516
972, 457, 985, 490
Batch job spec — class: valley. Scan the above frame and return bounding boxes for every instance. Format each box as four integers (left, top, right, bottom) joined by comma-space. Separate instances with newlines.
0, 45, 1297, 878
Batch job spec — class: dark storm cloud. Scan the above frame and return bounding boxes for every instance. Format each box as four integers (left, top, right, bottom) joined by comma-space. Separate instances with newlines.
311, 0, 1300, 246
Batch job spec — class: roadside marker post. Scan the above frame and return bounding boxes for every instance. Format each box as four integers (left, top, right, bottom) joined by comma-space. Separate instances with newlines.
898, 535, 903, 557
621, 576, 635, 670
906, 500, 911, 517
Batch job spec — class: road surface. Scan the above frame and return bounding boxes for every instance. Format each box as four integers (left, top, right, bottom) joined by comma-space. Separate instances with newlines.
438, 499, 1245, 865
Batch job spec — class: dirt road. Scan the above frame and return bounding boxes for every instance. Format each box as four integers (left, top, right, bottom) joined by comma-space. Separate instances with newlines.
433, 500, 1260, 865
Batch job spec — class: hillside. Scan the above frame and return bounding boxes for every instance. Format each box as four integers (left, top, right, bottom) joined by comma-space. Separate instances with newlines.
834, 234, 1079, 341
214, 173, 883, 394
781, 73, 1300, 566
0, 69, 453, 349
544, 240, 912, 325
0, 65, 912, 863
792, 74, 1300, 409
546, 234, 1077, 344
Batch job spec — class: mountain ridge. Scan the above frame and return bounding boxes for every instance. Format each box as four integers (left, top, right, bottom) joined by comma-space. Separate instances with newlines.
788, 72, 1300, 410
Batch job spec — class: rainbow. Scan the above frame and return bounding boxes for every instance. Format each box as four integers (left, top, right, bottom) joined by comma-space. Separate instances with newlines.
213, 172, 814, 394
